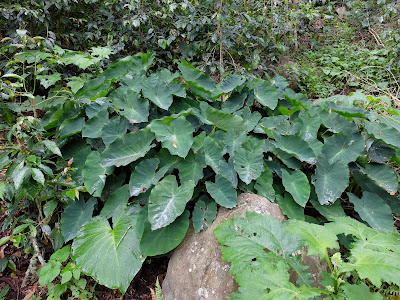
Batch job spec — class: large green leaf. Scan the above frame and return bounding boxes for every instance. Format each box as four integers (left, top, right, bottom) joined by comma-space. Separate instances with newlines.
321, 110, 358, 133
202, 136, 225, 173
295, 112, 322, 142
221, 91, 247, 113
59, 117, 85, 139
192, 196, 217, 233
150, 116, 194, 158
82, 109, 109, 138
273, 133, 316, 165
214, 212, 312, 290
361, 163, 398, 194
367, 140, 395, 163
364, 120, 400, 148
206, 108, 245, 133
309, 198, 346, 221
341, 282, 385, 300
72, 210, 143, 293
276, 194, 305, 221
205, 174, 237, 208
253, 79, 278, 110
255, 115, 289, 134
62, 139, 91, 184
140, 210, 190, 256
83, 151, 106, 197
148, 175, 195, 230
347, 192, 394, 232
233, 138, 264, 184
100, 185, 130, 219
101, 129, 155, 167
352, 171, 400, 215
129, 158, 168, 197
142, 70, 185, 110
219, 75, 245, 93
61, 198, 96, 242
177, 151, 207, 185
287, 220, 339, 260
281, 170, 310, 208
312, 158, 349, 205
322, 129, 364, 164
254, 164, 275, 200
111, 88, 149, 123
101, 116, 128, 146
12, 162, 29, 190
236, 107, 262, 132
178, 60, 216, 92
340, 249, 400, 287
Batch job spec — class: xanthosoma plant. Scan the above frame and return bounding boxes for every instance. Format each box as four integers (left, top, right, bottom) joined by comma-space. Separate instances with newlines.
2, 52, 400, 294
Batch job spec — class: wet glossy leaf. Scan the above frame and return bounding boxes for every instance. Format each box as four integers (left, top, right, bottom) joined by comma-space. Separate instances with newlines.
72, 209, 143, 293
83, 151, 106, 197
347, 192, 394, 232
281, 170, 310, 207
312, 158, 349, 205
253, 78, 278, 109
206, 174, 237, 208
101, 129, 155, 167
129, 159, 168, 197
140, 210, 190, 256
148, 175, 195, 230
150, 116, 194, 158
61, 198, 96, 242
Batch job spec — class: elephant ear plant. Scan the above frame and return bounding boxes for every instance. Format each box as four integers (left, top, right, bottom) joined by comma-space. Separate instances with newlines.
1, 52, 399, 296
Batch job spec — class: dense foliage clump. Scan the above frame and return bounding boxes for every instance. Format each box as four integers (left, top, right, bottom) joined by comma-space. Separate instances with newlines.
0, 1, 400, 299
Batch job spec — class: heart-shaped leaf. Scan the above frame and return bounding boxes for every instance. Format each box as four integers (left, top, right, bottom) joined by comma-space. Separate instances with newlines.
150, 116, 194, 158
276, 194, 305, 220
273, 133, 316, 165
312, 157, 349, 205
233, 138, 264, 184
142, 71, 185, 110
206, 107, 245, 133
148, 175, 195, 230
192, 196, 217, 233
206, 174, 237, 208
83, 151, 106, 197
61, 198, 96, 242
361, 163, 398, 194
253, 78, 278, 110
72, 209, 143, 293
178, 60, 216, 92
101, 129, 155, 167
177, 151, 207, 185
140, 210, 190, 256
281, 170, 310, 207
129, 158, 168, 197
364, 120, 400, 148
322, 129, 364, 164
111, 88, 149, 123
347, 192, 394, 232
82, 109, 109, 138
101, 116, 129, 146
100, 185, 130, 219
254, 164, 275, 200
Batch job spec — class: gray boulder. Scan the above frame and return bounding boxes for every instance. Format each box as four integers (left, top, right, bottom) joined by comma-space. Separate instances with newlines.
162, 193, 285, 300
162, 193, 329, 300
